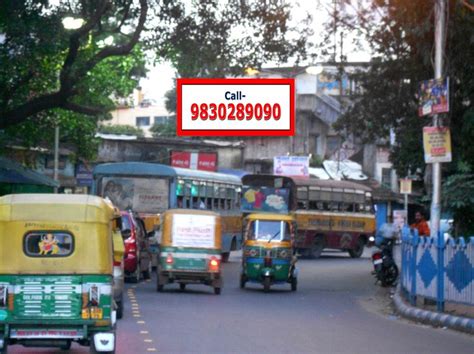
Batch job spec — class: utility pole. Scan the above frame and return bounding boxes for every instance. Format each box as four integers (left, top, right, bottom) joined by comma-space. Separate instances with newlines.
53, 125, 59, 193
430, 0, 445, 238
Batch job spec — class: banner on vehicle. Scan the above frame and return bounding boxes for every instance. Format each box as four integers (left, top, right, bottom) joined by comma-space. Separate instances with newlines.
241, 186, 289, 213
172, 214, 216, 248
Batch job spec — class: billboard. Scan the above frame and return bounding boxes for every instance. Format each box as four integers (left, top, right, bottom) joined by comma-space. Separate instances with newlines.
170, 151, 217, 172
274, 156, 309, 177
418, 78, 449, 117
423, 127, 452, 163
177, 78, 295, 136
242, 186, 289, 213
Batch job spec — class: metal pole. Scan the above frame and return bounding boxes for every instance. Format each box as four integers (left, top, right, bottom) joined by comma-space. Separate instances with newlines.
430, 0, 445, 238
54, 125, 59, 193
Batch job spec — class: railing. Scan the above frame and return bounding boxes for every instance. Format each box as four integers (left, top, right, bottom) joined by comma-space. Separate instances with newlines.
401, 227, 474, 311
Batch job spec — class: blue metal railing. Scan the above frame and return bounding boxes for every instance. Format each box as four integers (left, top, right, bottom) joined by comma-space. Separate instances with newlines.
401, 227, 474, 311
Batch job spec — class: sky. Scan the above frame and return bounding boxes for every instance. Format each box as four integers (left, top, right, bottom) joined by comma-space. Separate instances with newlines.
139, 0, 372, 106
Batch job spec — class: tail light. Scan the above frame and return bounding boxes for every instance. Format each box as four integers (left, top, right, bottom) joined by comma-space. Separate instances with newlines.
166, 253, 174, 264
113, 260, 122, 267
264, 257, 272, 267
208, 257, 219, 272
372, 253, 382, 260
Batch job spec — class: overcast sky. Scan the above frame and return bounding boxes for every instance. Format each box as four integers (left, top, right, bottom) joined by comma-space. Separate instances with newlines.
139, 0, 371, 105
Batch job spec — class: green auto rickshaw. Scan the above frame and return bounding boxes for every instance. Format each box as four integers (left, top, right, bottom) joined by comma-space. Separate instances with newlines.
157, 209, 223, 294
240, 213, 298, 292
0, 194, 120, 353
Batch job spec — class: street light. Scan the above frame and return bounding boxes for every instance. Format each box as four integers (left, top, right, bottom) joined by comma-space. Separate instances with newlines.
53, 16, 84, 193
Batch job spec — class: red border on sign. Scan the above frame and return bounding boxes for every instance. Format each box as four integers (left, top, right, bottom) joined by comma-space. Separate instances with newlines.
177, 78, 295, 136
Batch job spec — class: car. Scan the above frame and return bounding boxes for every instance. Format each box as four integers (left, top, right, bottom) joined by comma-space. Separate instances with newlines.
112, 230, 125, 319
121, 211, 152, 283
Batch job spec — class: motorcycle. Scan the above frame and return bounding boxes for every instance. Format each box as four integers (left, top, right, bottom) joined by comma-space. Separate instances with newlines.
368, 236, 399, 287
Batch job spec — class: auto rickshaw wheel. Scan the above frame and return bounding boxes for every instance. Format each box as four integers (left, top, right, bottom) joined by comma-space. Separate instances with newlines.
214, 287, 221, 295
221, 252, 230, 263
179, 283, 186, 291
90, 337, 116, 354
60, 340, 72, 350
240, 274, 246, 289
291, 276, 297, 291
263, 277, 271, 293
116, 300, 123, 319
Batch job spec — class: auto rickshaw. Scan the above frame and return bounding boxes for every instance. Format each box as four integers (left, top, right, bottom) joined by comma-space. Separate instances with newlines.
156, 209, 223, 295
0, 194, 121, 353
240, 213, 298, 292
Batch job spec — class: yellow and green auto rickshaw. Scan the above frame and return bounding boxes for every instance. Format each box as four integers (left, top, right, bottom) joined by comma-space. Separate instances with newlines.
0, 194, 121, 353
240, 213, 298, 292
157, 209, 223, 295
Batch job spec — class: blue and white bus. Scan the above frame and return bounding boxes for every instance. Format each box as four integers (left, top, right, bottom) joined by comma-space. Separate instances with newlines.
92, 162, 242, 261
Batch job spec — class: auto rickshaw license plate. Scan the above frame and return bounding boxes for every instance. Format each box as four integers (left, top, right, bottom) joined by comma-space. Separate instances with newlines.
10, 329, 84, 339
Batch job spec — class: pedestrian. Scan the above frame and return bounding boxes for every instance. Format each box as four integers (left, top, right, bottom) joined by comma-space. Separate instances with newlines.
410, 211, 431, 237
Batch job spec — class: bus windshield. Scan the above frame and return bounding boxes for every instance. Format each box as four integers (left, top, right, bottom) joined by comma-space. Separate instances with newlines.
249, 220, 290, 242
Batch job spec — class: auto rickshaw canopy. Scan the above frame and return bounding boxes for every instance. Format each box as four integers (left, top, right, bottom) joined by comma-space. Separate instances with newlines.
0, 194, 119, 274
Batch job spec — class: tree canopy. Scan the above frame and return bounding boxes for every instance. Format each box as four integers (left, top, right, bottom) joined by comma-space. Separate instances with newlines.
329, 0, 474, 234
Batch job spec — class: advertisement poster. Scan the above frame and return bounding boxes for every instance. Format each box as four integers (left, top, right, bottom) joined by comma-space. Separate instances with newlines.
399, 178, 412, 194
171, 151, 217, 172
423, 127, 452, 163
393, 210, 407, 233
274, 156, 309, 177
101, 177, 169, 213
242, 186, 289, 213
418, 78, 449, 117
172, 214, 215, 248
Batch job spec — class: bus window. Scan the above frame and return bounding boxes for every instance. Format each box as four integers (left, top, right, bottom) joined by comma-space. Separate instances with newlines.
207, 198, 213, 210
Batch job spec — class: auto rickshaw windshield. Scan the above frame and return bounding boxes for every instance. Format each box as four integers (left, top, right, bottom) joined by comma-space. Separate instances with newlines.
249, 220, 290, 242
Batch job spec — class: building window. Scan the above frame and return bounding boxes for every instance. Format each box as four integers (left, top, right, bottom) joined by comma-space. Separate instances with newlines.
154, 116, 169, 125
381, 168, 392, 189
136, 116, 150, 127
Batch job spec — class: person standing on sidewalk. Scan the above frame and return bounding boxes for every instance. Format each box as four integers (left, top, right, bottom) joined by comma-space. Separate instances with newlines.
411, 211, 431, 237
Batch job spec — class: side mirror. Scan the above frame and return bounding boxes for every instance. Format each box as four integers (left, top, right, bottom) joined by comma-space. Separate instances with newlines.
121, 229, 131, 239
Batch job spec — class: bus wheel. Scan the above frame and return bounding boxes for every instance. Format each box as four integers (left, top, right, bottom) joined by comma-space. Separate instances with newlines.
348, 238, 365, 258
221, 252, 230, 263
310, 237, 324, 259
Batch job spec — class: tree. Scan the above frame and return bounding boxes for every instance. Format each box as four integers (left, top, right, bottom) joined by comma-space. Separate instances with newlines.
0, 0, 148, 129
328, 1, 474, 234
98, 124, 144, 137
150, 117, 176, 138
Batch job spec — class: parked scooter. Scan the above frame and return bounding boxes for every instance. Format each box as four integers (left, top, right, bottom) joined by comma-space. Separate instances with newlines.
368, 223, 399, 287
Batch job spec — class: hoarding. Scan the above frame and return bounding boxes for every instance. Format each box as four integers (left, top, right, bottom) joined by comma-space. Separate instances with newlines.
274, 156, 309, 177
170, 151, 217, 172
101, 177, 169, 213
423, 127, 452, 163
177, 78, 295, 136
400, 178, 412, 194
172, 214, 216, 248
418, 78, 449, 117
242, 186, 289, 213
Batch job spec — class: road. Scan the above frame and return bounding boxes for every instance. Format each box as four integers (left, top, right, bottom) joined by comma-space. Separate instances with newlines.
9, 248, 474, 353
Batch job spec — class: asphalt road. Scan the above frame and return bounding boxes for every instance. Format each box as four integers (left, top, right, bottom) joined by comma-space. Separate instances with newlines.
9, 248, 474, 353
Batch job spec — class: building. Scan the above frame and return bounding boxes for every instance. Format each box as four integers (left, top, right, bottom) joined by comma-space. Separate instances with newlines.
105, 89, 173, 137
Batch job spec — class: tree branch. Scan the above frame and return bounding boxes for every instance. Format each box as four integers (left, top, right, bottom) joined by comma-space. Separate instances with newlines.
62, 101, 108, 116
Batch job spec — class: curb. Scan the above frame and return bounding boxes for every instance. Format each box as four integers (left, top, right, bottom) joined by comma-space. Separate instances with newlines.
393, 285, 474, 335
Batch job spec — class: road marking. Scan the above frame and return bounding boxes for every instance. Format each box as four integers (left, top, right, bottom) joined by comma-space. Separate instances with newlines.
147, 348, 157, 352
133, 314, 141, 318
140, 331, 149, 334
137, 320, 146, 324
144, 339, 153, 343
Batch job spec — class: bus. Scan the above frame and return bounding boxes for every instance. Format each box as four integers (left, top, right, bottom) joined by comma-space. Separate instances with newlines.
242, 174, 376, 258
92, 162, 243, 262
